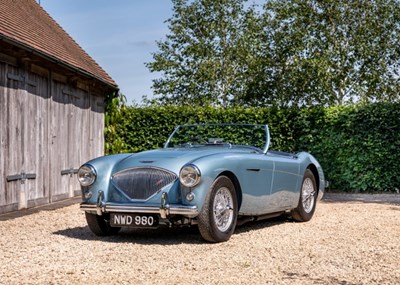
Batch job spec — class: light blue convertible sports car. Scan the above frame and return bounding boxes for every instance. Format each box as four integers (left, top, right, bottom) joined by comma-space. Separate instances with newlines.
78, 124, 326, 242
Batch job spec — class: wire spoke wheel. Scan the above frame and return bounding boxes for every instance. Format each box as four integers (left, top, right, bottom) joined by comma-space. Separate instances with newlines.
213, 187, 234, 232
198, 176, 238, 243
292, 169, 317, 222
301, 177, 316, 213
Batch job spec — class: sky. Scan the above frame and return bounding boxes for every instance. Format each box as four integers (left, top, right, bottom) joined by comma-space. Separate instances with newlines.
39, 0, 174, 105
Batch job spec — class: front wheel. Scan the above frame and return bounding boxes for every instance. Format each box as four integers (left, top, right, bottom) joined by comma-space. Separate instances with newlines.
85, 212, 121, 236
291, 169, 317, 222
198, 176, 238, 243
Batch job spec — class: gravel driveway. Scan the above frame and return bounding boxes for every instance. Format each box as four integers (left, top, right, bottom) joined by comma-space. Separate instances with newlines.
1, 194, 399, 285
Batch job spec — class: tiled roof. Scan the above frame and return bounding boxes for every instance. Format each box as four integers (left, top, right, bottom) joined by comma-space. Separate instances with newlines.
0, 0, 117, 88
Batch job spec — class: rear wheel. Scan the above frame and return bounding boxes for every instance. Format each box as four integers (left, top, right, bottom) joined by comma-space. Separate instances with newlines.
198, 176, 238, 243
85, 212, 121, 236
292, 169, 317, 222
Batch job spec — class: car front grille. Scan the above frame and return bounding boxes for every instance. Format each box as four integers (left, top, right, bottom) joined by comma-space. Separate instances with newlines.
111, 167, 177, 200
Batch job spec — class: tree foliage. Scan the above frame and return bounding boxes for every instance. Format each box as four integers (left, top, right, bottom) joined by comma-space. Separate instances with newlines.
104, 92, 128, 154
258, 0, 400, 106
146, 0, 400, 107
146, 0, 259, 106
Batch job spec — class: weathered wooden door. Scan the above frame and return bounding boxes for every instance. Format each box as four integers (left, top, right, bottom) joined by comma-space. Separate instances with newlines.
65, 84, 90, 198
1, 62, 105, 214
49, 75, 96, 202
0, 63, 50, 212
49, 76, 74, 202
89, 93, 105, 159
0, 62, 20, 212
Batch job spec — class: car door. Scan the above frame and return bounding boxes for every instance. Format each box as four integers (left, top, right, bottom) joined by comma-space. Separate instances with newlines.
269, 155, 301, 211
237, 153, 301, 215
237, 154, 275, 216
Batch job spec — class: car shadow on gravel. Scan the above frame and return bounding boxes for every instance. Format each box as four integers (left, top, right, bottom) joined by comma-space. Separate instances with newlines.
53, 225, 206, 245
235, 215, 288, 234
53, 216, 288, 245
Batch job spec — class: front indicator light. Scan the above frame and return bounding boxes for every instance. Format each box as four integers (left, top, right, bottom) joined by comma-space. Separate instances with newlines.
186, 192, 195, 201
84, 191, 93, 200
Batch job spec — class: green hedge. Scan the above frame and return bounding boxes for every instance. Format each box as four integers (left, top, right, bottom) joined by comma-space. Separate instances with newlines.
106, 103, 400, 193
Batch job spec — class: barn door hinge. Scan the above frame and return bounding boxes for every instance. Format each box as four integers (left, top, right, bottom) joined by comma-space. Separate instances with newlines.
61, 168, 79, 177
6, 172, 36, 184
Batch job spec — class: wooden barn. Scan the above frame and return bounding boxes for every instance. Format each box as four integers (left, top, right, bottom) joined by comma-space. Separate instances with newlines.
0, 0, 118, 213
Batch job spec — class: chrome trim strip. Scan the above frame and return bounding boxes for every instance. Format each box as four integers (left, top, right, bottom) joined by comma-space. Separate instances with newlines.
80, 202, 199, 218
160, 192, 168, 219
96, 190, 105, 215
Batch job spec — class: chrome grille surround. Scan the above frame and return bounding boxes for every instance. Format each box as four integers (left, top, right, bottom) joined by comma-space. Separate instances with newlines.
111, 167, 177, 201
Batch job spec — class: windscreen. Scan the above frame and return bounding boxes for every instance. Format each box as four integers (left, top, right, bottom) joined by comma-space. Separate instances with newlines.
165, 124, 268, 152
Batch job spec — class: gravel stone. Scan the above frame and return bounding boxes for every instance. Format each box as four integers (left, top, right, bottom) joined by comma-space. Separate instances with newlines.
0, 195, 399, 284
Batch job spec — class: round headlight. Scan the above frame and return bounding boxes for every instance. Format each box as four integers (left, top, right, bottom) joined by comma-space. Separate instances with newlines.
179, 165, 201, 188
78, 165, 96, 186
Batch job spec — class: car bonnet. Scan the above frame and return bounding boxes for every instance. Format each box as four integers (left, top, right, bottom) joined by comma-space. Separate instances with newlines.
111, 147, 250, 175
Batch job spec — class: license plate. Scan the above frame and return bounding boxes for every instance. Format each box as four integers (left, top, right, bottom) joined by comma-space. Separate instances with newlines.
110, 213, 159, 228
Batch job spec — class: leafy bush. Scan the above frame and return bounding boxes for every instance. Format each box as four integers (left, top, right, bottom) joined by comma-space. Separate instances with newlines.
305, 104, 400, 193
105, 103, 400, 193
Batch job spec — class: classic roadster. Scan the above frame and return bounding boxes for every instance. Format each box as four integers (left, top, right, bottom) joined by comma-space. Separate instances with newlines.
78, 124, 326, 242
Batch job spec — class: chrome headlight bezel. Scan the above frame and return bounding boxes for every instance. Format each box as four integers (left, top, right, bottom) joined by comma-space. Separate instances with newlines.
78, 165, 97, 187
179, 164, 201, 188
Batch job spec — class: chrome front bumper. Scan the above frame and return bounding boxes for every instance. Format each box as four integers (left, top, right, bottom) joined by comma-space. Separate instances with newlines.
80, 192, 199, 218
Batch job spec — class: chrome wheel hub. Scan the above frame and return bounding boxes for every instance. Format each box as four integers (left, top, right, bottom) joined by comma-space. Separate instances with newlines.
213, 187, 234, 232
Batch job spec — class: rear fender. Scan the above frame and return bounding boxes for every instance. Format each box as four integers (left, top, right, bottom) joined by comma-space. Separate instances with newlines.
297, 152, 326, 200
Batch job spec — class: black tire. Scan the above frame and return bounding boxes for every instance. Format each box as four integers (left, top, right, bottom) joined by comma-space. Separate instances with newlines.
292, 169, 317, 222
85, 212, 121, 236
198, 176, 238, 243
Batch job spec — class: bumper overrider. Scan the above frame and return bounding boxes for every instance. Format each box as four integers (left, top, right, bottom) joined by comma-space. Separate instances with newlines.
80, 191, 199, 219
